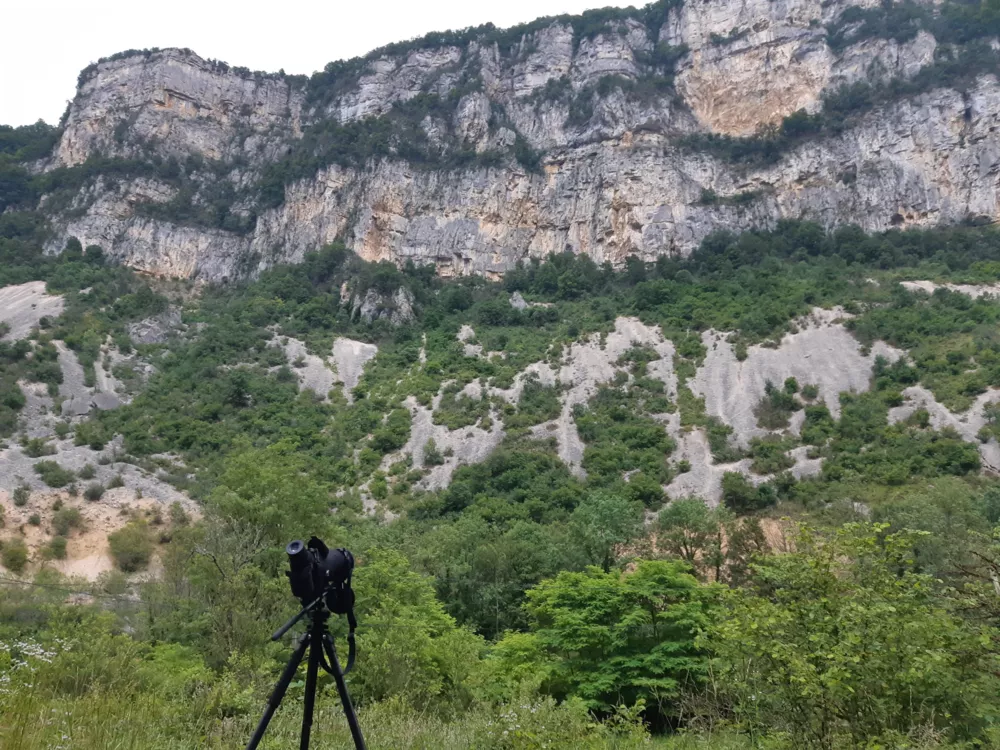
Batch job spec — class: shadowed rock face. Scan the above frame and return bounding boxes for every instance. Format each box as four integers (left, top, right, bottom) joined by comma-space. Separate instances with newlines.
38, 0, 1000, 281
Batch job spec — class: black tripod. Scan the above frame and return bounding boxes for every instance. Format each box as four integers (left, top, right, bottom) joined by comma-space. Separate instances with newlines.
245, 597, 366, 750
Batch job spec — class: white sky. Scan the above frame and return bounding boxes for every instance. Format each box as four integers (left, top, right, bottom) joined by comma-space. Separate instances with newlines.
2, 0, 638, 127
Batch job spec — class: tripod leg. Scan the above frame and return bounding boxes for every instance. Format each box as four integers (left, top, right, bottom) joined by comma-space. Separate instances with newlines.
323, 634, 367, 750
299, 632, 322, 750
245, 635, 309, 750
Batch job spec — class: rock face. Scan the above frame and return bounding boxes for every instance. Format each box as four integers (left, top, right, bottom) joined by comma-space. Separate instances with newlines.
37, 0, 1000, 280
340, 284, 416, 325
0, 282, 64, 341
57, 49, 303, 168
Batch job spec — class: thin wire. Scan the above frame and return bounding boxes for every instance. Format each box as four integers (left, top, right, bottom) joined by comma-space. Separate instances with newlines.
0, 577, 136, 601
0, 578, 462, 631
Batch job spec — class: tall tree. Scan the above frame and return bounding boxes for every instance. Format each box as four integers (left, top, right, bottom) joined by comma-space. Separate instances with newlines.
703, 523, 998, 748
491, 560, 715, 721
571, 490, 644, 572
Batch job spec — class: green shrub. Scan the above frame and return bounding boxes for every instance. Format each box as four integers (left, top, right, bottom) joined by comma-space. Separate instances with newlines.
27, 513, 41, 526
52, 506, 84, 536
83, 483, 105, 501
34, 460, 75, 488
108, 474, 125, 489
12, 485, 30, 507
44, 535, 68, 560
754, 380, 801, 430
722, 471, 775, 513
370, 409, 412, 454
748, 436, 796, 475
1, 537, 29, 572
423, 438, 445, 466
108, 520, 154, 572
169, 501, 190, 526
78, 463, 97, 479
507, 374, 562, 430
21, 436, 55, 457
433, 384, 489, 430
74, 419, 110, 450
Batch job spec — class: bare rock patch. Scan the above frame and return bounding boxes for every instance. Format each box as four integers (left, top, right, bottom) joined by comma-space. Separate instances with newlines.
0, 282, 64, 341
691, 311, 903, 448
332, 337, 379, 399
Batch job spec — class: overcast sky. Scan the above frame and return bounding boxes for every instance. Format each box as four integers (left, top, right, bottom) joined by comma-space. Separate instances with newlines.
2, 0, 639, 127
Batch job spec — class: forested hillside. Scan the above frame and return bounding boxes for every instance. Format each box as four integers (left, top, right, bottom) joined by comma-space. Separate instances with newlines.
9, 0, 1000, 743
6, 141, 1000, 744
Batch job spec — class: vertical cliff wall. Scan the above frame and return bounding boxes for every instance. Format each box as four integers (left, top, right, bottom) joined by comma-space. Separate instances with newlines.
35, 0, 1000, 280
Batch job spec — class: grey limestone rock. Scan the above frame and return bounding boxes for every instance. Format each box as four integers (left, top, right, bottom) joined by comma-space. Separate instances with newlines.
38, 0, 996, 283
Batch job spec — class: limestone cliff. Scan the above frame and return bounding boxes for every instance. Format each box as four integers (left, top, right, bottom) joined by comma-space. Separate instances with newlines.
36, 0, 1000, 280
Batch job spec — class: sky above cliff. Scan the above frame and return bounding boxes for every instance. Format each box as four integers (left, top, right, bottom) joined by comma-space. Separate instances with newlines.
3, 0, 638, 127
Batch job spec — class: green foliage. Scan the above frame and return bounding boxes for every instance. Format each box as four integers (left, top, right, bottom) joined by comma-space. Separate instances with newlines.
12, 485, 29, 507
822, 391, 980, 485
371, 408, 413, 453
349, 548, 484, 710
33, 460, 75, 488
747, 435, 795, 475
43, 535, 68, 560
576, 370, 675, 487
851, 288, 1000, 411
21, 437, 55, 458
424, 440, 586, 524
433, 383, 489, 429
51, 506, 83, 536
107, 520, 155, 572
800, 401, 835, 445
208, 441, 333, 545
753, 380, 801, 430
570, 490, 644, 571
1, 537, 28, 572
506, 373, 562, 430
83, 483, 105, 502
423, 438, 445, 466
721, 471, 775, 514
870, 478, 991, 577
493, 560, 713, 721
657, 498, 724, 576
703, 524, 999, 748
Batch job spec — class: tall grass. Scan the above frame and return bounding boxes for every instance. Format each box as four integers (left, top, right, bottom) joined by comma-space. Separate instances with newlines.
0, 688, 653, 750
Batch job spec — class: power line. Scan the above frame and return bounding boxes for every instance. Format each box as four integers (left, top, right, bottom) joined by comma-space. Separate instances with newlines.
0, 576, 137, 601
0, 578, 463, 632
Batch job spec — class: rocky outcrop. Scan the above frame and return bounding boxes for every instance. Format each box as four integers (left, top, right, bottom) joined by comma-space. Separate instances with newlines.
38, 0, 1000, 281
340, 283, 416, 325
127, 307, 183, 345
0, 282, 64, 341
57, 49, 303, 167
